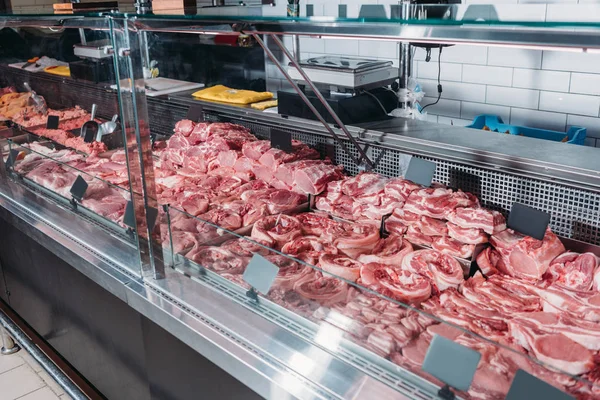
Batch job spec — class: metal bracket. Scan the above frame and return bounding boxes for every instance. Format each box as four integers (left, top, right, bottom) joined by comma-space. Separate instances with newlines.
252, 33, 375, 170
246, 287, 259, 302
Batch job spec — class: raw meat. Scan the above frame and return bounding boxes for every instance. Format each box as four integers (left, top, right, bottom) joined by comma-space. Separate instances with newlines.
220, 238, 270, 257
251, 215, 302, 249
268, 255, 314, 291
447, 222, 488, 245
242, 140, 271, 160
476, 247, 501, 276
432, 236, 475, 259
318, 254, 363, 282
414, 216, 448, 237
384, 177, 421, 201
358, 235, 414, 265
402, 249, 465, 291
329, 222, 380, 258
490, 228, 566, 280
404, 188, 463, 219
295, 212, 337, 236
341, 172, 388, 198
281, 235, 338, 265
508, 322, 594, 375
359, 263, 432, 304
186, 246, 247, 275
293, 275, 352, 306
446, 207, 506, 235
545, 252, 598, 292
294, 162, 344, 195
405, 225, 432, 247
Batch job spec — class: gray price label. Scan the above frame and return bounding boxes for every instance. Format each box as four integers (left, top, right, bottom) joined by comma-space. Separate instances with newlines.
242, 254, 280, 295
422, 335, 481, 392
405, 157, 436, 187
506, 370, 574, 400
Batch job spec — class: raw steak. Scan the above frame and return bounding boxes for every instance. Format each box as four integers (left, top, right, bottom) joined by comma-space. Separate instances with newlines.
359, 263, 432, 304
251, 215, 302, 249
293, 275, 352, 306
545, 252, 598, 292
447, 222, 488, 244
490, 228, 566, 280
432, 236, 475, 259
318, 254, 363, 282
508, 322, 594, 375
446, 207, 506, 235
402, 249, 465, 291
357, 235, 414, 266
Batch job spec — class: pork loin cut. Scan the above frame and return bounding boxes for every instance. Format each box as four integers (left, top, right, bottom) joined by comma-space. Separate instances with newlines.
404, 187, 462, 219
402, 249, 465, 292
432, 236, 475, 259
293, 275, 351, 306
359, 263, 432, 304
294, 162, 344, 195
545, 252, 598, 292
384, 177, 421, 201
476, 247, 501, 276
318, 254, 363, 282
341, 172, 388, 198
447, 222, 488, 245
358, 235, 414, 266
508, 322, 594, 375
446, 207, 506, 235
490, 228, 566, 280
251, 215, 302, 249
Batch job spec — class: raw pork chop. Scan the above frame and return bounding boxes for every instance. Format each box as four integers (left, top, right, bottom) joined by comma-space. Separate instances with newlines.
357, 235, 413, 265
402, 249, 465, 292
446, 207, 506, 235
545, 252, 598, 291
359, 263, 432, 304
447, 222, 488, 244
490, 228, 566, 280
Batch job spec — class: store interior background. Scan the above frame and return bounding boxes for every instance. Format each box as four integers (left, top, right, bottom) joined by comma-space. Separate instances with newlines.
7, 0, 600, 148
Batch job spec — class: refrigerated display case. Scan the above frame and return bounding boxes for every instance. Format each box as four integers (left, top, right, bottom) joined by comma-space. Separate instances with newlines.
1, 7, 600, 400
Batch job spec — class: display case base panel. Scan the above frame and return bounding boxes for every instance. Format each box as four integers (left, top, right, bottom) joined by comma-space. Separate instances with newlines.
0, 216, 262, 400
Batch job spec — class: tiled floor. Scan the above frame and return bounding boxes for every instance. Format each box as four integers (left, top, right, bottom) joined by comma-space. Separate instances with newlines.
0, 346, 73, 400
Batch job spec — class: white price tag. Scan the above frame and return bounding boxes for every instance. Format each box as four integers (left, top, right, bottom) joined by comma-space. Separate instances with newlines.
242, 254, 280, 295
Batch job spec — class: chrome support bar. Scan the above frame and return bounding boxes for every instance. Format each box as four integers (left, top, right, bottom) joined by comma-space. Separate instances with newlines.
0, 327, 19, 355
0, 310, 87, 399
256, 33, 374, 169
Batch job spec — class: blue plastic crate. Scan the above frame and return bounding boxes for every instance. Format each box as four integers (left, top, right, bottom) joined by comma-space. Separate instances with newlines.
466, 115, 586, 145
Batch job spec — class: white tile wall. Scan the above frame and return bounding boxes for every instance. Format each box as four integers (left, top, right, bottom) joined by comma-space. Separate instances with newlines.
486, 86, 540, 109
570, 73, 600, 96
512, 68, 571, 92
265, 1, 600, 148
539, 91, 600, 117
462, 65, 513, 86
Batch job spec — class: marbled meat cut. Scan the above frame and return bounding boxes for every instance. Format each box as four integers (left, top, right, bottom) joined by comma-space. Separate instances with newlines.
359, 263, 432, 304
384, 208, 420, 236
490, 228, 566, 280
318, 254, 363, 282
414, 216, 448, 236
405, 225, 432, 246
403, 188, 463, 219
446, 207, 506, 235
341, 172, 388, 199
358, 235, 413, 266
432, 236, 475, 259
476, 247, 501, 276
508, 321, 594, 375
251, 215, 302, 249
384, 177, 421, 201
293, 275, 352, 306
186, 246, 247, 274
402, 249, 465, 292
329, 222, 380, 258
510, 311, 600, 351
268, 255, 314, 291
281, 235, 338, 265
447, 222, 488, 245
545, 252, 598, 292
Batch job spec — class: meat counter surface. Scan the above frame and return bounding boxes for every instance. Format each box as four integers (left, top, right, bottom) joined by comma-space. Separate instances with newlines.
7, 107, 600, 398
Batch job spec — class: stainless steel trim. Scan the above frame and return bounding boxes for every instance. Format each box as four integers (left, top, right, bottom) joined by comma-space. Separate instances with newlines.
0, 310, 87, 400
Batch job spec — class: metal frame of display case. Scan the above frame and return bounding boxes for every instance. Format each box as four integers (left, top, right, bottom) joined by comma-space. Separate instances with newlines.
2, 11, 600, 400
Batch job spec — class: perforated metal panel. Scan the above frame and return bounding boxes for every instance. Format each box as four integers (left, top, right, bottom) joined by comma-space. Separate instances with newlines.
213, 113, 600, 246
